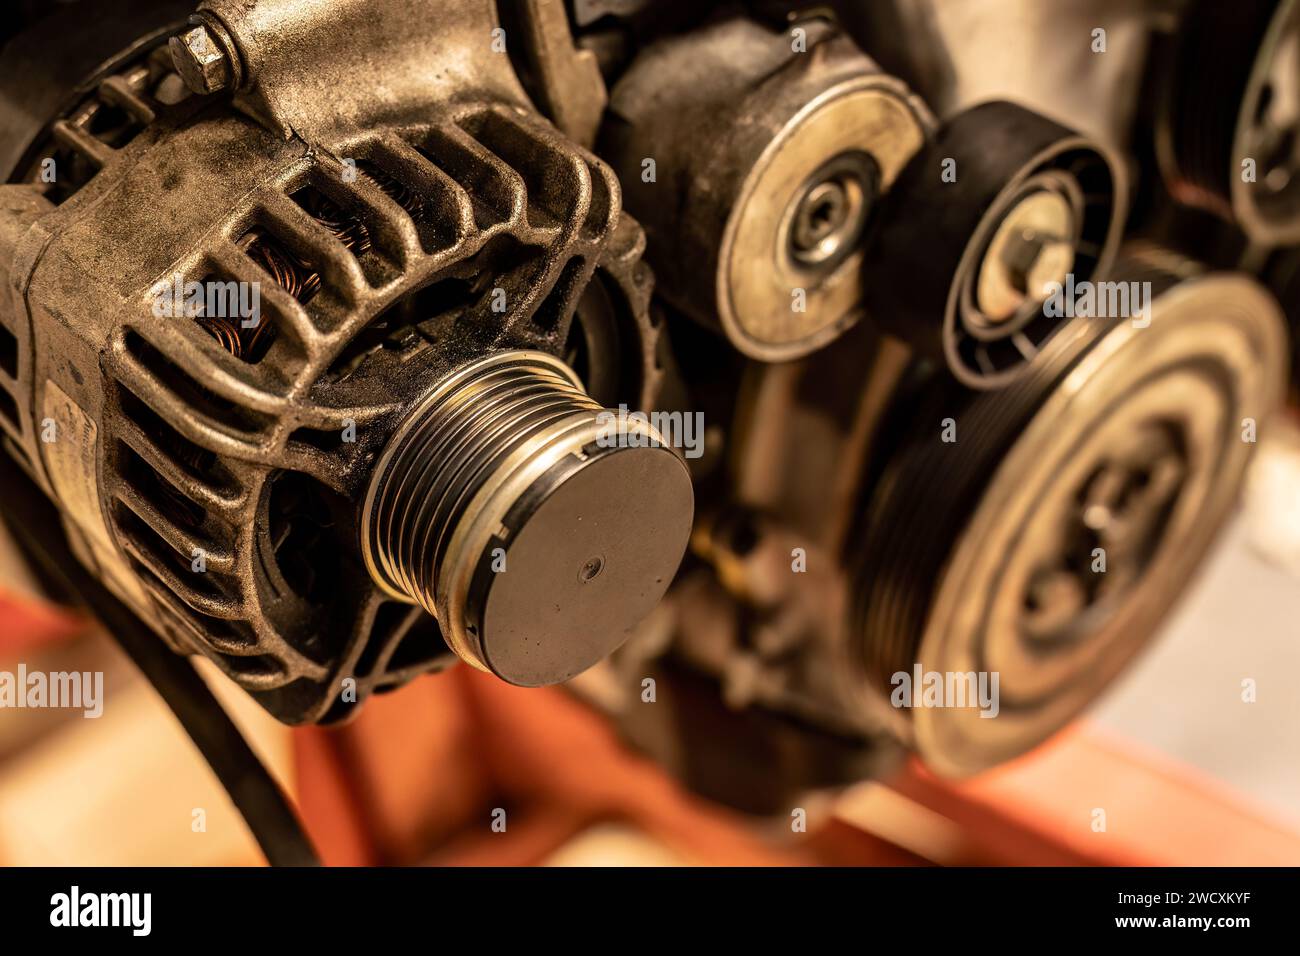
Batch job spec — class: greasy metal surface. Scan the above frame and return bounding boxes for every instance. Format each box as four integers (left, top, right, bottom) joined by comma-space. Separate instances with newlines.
361, 350, 693, 685
197, 0, 530, 140
505, 0, 609, 148
602, 16, 931, 360
852, 257, 1288, 775
0, 0, 655, 722
0, 1, 1294, 810
829, 0, 1161, 150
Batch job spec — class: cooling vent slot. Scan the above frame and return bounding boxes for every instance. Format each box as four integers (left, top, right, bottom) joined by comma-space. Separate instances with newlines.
409, 125, 518, 231
0, 322, 18, 379
263, 470, 343, 607
238, 229, 324, 307
124, 330, 273, 437
458, 108, 574, 228
187, 271, 277, 364
0, 387, 18, 431
289, 182, 400, 288
0, 323, 17, 431
531, 256, 587, 332
115, 386, 239, 497
114, 502, 225, 598
346, 142, 468, 255
320, 274, 481, 380
23, 45, 181, 204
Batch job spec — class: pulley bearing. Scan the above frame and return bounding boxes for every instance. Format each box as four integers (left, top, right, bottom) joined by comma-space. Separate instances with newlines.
861, 100, 1125, 389
604, 17, 930, 361
361, 350, 694, 686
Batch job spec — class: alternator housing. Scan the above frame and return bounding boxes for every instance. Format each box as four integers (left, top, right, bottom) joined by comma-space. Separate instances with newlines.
0, 0, 664, 722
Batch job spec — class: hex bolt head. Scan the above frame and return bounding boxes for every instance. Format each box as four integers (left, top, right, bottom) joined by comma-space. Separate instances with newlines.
1001, 228, 1074, 298
169, 25, 232, 95
976, 190, 1076, 322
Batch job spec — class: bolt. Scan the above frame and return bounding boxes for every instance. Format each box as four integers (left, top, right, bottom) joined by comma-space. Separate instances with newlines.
976, 190, 1076, 322
169, 25, 232, 96
792, 180, 850, 253
1080, 461, 1131, 533
785, 156, 877, 270
1001, 228, 1074, 299
1081, 448, 1185, 539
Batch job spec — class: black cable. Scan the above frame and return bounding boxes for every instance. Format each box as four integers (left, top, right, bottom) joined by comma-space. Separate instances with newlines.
0, 449, 321, 866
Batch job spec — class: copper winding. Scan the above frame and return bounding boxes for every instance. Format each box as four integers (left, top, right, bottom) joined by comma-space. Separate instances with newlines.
362, 165, 427, 221
197, 191, 376, 360
302, 190, 373, 257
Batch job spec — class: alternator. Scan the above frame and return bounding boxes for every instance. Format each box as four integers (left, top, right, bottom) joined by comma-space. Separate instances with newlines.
0, 0, 690, 722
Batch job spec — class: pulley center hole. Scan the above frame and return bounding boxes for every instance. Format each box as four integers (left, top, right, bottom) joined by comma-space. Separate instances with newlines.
785, 152, 880, 270
800, 183, 847, 244
975, 190, 1076, 324
579, 555, 605, 582
1019, 422, 1190, 644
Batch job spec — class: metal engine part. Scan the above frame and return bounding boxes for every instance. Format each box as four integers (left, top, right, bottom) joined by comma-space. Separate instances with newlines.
601, 14, 931, 361
852, 249, 1287, 774
0, 0, 686, 723
1158, 0, 1300, 244
861, 99, 1125, 389
0, 0, 1294, 821
361, 349, 692, 687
